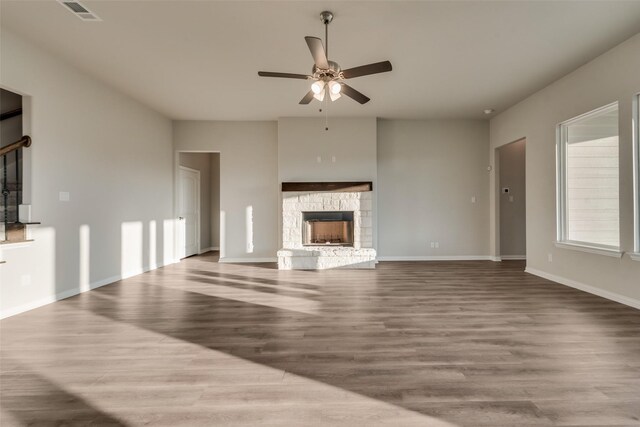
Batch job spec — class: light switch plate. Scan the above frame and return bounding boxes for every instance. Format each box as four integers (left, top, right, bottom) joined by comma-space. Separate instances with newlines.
59, 191, 70, 202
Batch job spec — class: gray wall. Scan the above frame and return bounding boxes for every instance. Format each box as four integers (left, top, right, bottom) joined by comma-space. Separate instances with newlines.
277, 117, 377, 182
377, 119, 490, 258
499, 139, 526, 257
489, 32, 640, 305
174, 118, 492, 261
0, 28, 174, 318
173, 121, 278, 262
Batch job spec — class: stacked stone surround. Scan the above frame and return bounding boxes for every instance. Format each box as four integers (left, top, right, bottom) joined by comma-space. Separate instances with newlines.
277, 191, 377, 269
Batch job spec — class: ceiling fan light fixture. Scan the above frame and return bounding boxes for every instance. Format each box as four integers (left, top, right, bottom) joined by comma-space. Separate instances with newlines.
311, 80, 325, 94
328, 80, 341, 95
257, 10, 392, 106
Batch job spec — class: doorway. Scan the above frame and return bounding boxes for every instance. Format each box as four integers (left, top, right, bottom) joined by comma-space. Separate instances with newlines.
176, 152, 220, 260
498, 139, 526, 260
178, 166, 200, 258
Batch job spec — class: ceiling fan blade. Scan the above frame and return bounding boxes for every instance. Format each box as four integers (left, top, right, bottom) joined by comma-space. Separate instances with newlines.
258, 71, 310, 79
342, 61, 392, 79
304, 36, 329, 69
299, 90, 314, 105
341, 84, 370, 104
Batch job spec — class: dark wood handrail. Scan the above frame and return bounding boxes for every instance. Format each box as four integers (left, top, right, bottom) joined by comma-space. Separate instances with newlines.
0, 108, 22, 121
0, 135, 31, 157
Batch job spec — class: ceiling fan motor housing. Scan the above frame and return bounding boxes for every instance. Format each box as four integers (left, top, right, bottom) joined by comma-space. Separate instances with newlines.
312, 61, 342, 81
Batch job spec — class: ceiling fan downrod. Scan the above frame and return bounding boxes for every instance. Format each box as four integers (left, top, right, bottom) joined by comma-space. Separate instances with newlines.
320, 11, 333, 59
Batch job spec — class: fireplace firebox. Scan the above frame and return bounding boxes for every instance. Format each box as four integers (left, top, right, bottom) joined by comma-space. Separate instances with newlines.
302, 211, 354, 246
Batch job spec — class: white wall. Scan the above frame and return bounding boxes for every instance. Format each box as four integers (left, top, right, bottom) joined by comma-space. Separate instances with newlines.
277, 117, 378, 248
489, 33, 640, 306
499, 139, 526, 257
0, 29, 174, 318
179, 152, 212, 251
173, 121, 278, 262
377, 119, 490, 259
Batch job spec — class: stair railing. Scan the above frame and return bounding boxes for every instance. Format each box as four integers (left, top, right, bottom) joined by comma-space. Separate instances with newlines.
1, 135, 31, 241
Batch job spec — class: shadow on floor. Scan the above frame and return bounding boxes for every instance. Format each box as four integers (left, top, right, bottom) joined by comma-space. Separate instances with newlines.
6, 259, 640, 426
0, 359, 126, 426
65, 263, 606, 426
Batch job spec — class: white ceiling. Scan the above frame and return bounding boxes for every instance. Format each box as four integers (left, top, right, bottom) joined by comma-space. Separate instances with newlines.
2, 1, 640, 120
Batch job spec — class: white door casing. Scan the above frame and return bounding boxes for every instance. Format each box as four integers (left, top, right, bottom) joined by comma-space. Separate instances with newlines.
178, 166, 200, 259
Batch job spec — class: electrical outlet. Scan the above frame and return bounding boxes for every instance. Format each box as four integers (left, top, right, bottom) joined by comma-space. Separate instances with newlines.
548, 253, 553, 262
59, 191, 70, 202
430, 242, 435, 248
435, 242, 439, 248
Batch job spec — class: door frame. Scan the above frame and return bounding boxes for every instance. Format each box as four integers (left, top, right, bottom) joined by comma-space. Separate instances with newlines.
493, 137, 527, 261
178, 165, 200, 259
174, 150, 221, 260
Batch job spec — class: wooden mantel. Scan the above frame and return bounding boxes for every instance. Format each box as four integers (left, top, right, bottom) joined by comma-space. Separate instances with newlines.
281, 182, 373, 192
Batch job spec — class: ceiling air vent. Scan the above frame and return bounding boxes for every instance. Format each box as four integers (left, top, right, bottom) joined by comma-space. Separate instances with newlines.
58, 1, 101, 21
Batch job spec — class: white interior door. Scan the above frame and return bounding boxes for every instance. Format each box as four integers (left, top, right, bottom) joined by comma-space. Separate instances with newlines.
178, 166, 200, 259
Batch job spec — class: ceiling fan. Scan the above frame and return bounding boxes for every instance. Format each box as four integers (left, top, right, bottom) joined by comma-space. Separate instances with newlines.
258, 11, 392, 105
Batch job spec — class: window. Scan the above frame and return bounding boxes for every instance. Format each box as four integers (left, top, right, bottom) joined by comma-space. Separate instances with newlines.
557, 103, 620, 254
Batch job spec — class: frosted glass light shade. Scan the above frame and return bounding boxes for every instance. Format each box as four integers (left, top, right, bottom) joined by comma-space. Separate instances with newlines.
311, 81, 325, 94
328, 80, 341, 95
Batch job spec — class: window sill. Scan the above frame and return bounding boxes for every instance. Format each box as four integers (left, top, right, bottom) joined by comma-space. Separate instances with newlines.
554, 241, 623, 258
629, 252, 640, 261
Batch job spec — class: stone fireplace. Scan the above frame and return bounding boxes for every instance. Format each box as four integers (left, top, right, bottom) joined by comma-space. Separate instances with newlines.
277, 182, 377, 270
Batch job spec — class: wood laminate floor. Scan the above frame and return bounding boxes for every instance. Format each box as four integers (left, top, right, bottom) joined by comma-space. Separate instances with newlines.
1, 256, 639, 426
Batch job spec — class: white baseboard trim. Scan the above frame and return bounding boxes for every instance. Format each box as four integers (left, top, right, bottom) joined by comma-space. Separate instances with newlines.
377, 255, 493, 262
218, 257, 278, 263
198, 246, 219, 254
501, 255, 527, 260
0, 259, 179, 320
525, 267, 640, 310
